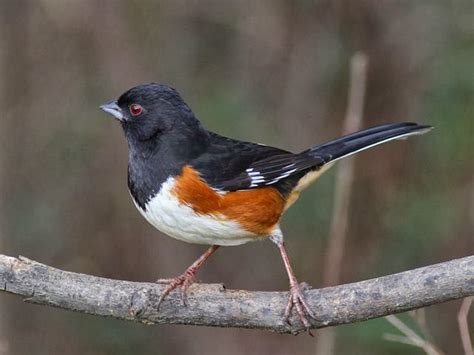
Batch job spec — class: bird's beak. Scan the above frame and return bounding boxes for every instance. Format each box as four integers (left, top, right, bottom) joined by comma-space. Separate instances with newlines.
100, 100, 124, 121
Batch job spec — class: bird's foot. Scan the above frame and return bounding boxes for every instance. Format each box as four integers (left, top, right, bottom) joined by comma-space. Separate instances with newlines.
155, 245, 219, 310
156, 267, 197, 310
284, 282, 316, 335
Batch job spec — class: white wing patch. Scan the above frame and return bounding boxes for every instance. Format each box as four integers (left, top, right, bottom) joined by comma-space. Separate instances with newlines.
246, 168, 266, 187
246, 164, 299, 187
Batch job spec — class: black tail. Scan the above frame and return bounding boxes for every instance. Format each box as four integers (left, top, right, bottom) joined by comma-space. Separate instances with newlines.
304, 122, 432, 163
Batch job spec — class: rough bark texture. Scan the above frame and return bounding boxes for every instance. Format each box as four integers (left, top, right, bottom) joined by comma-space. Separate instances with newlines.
0, 254, 472, 334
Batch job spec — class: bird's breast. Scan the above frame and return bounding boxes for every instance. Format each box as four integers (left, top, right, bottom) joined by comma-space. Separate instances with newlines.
132, 166, 285, 246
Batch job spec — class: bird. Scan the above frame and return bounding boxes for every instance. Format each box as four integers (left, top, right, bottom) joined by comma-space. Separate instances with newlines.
100, 83, 432, 330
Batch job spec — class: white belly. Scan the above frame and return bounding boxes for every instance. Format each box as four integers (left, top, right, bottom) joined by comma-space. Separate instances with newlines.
133, 178, 261, 246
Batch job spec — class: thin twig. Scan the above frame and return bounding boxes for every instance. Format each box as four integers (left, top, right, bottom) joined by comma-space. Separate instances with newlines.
316, 52, 368, 354
458, 297, 473, 355
385, 315, 444, 355
386, 315, 427, 346
383, 333, 420, 346
409, 309, 436, 345
322, 51, 368, 288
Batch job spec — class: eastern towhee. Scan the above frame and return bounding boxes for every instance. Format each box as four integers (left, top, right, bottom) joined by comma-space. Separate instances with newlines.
100, 83, 431, 330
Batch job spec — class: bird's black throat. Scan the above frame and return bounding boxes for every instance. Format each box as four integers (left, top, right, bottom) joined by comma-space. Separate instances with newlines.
124, 121, 211, 210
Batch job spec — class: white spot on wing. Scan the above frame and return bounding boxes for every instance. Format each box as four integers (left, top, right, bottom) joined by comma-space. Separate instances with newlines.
247, 169, 267, 186
264, 168, 298, 185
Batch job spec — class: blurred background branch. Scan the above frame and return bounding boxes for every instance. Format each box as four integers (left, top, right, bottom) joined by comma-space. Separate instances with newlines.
458, 297, 473, 355
384, 315, 444, 355
316, 51, 368, 355
1, 254, 473, 334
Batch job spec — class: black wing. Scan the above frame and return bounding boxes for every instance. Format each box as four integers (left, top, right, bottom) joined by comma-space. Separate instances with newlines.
218, 152, 326, 190
191, 123, 431, 194
190, 133, 325, 192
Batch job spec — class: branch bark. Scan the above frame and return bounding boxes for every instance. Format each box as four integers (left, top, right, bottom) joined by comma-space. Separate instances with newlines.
0, 254, 473, 334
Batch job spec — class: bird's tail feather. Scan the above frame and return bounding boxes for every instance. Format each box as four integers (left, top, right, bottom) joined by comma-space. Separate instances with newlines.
303, 122, 432, 163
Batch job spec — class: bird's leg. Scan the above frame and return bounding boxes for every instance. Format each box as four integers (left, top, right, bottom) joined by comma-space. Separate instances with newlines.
270, 232, 316, 332
156, 245, 219, 309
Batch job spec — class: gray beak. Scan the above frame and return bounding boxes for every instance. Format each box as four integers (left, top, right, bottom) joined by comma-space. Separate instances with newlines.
100, 100, 124, 121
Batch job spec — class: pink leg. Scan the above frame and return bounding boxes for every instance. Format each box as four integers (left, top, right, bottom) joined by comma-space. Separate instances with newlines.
275, 239, 316, 331
156, 245, 219, 310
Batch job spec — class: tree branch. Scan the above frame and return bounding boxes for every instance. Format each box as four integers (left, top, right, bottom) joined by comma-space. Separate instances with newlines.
0, 254, 473, 334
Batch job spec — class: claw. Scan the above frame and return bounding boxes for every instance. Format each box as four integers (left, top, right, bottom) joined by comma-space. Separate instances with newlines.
156, 270, 196, 310
155, 245, 219, 311
284, 282, 316, 333
274, 240, 316, 334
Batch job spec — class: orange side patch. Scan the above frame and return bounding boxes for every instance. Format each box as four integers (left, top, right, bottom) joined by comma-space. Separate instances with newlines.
172, 166, 285, 236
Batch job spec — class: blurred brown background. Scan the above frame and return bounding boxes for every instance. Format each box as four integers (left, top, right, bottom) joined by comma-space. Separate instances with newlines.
0, 1, 472, 354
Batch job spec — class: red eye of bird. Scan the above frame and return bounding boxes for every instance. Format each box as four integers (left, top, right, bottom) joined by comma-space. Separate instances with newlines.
129, 103, 143, 116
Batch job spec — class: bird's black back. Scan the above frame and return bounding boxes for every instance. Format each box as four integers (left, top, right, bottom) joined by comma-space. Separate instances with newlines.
113, 83, 431, 210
